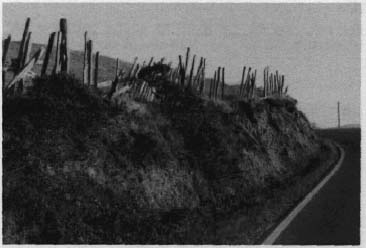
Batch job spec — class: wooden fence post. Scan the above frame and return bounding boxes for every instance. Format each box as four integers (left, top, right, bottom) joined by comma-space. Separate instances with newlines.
108, 58, 120, 99
132, 63, 140, 79
16, 18, 30, 73
264, 68, 267, 97
200, 58, 206, 95
3, 35, 11, 87
87, 40, 92, 86
193, 57, 203, 87
148, 57, 154, 66
244, 67, 251, 98
210, 71, 216, 99
52, 31, 61, 74
41, 32, 56, 76
83, 31, 88, 84
115, 58, 119, 78
185, 47, 190, 75
178, 55, 185, 87
239, 66, 246, 97
128, 57, 138, 79
3, 35, 11, 65
221, 67, 225, 99
22, 32, 32, 67
59, 18, 68, 73
6, 47, 44, 91
188, 54, 196, 88
266, 68, 269, 96
215, 67, 221, 100
93, 51, 99, 89
251, 70, 257, 98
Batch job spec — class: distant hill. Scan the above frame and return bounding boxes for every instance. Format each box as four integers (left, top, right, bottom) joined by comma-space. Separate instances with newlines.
4, 41, 132, 84
341, 124, 360, 129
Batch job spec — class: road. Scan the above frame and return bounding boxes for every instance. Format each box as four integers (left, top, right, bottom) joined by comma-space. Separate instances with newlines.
273, 128, 360, 245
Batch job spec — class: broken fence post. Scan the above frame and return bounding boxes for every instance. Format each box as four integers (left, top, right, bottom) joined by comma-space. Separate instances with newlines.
6, 47, 45, 91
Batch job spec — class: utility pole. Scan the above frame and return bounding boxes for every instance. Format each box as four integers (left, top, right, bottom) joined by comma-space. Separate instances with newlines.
337, 101, 341, 128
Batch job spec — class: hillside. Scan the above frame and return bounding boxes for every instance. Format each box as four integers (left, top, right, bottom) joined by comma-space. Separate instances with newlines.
3, 73, 337, 244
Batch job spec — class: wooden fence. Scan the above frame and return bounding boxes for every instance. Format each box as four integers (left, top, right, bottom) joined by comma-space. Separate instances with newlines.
3, 17, 289, 102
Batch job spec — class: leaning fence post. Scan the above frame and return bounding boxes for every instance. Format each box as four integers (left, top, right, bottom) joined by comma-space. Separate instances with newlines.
21, 32, 32, 67
193, 57, 203, 88
128, 57, 138, 79
16, 18, 30, 73
239, 66, 246, 97
59, 18, 68, 73
41, 32, 56, 76
148, 57, 154, 66
52, 31, 61, 74
108, 58, 120, 100
6, 47, 44, 91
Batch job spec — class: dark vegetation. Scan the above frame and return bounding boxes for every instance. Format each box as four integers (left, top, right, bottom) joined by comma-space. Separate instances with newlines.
3, 72, 337, 244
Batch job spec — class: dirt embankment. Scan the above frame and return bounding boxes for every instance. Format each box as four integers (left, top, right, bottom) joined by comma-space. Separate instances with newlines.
3, 74, 336, 244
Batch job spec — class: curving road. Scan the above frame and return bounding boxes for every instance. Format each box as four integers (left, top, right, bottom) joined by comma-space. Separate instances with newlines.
273, 128, 360, 245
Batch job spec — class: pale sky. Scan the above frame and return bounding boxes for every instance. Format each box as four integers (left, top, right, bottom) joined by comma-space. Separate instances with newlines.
3, 3, 360, 128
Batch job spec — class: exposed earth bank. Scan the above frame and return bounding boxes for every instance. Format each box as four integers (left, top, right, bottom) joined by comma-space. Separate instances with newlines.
3, 74, 337, 243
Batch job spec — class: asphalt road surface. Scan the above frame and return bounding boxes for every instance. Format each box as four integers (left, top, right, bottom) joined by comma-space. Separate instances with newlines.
274, 128, 360, 245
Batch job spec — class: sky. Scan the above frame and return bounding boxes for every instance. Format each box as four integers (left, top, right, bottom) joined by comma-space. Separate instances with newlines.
3, 3, 361, 128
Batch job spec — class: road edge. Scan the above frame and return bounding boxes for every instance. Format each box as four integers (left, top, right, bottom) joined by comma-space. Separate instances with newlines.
261, 143, 345, 245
